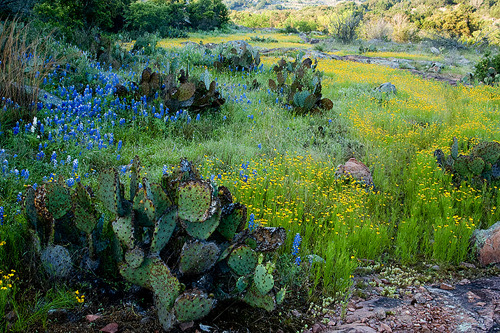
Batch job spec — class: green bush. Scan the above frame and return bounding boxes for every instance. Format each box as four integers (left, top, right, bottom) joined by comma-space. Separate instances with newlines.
34, 0, 130, 32
125, 1, 187, 35
474, 52, 500, 85
187, 0, 229, 31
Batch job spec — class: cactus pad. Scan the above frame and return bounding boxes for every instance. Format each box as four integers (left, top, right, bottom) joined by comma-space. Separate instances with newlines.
150, 183, 171, 219
243, 284, 275, 312
179, 240, 220, 275
130, 155, 142, 201
45, 182, 71, 220
125, 246, 145, 269
217, 203, 246, 240
112, 214, 135, 249
451, 137, 458, 160
73, 204, 97, 234
276, 287, 286, 305
253, 263, 274, 295
183, 210, 220, 240
133, 189, 155, 227
98, 169, 123, 216
454, 155, 470, 177
150, 259, 180, 310
173, 289, 214, 323
150, 208, 177, 254
177, 82, 196, 101
41, 245, 73, 278
227, 245, 257, 276
178, 180, 216, 223
468, 156, 485, 175
25, 186, 37, 229
471, 141, 500, 164
236, 276, 249, 293
119, 257, 152, 288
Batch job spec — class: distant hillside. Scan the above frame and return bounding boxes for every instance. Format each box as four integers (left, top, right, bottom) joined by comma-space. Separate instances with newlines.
223, 0, 361, 11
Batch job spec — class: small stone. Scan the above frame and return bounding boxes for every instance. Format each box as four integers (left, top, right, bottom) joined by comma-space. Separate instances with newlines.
476, 302, 486, 307
440, 283, 455, 290
328, 321, 336, 326
375, 309, 386, 320
431, 265, 440, 271
379, 322, 392, 332
312, 323, 326, 333
459, 279, 471, 285
86, 314, 102, 322
348, 307, 356, 312
460, 262, 476, 269
179, 321, 194, 331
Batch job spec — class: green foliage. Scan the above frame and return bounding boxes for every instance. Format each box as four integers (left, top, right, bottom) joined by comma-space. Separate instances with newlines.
34, 0, 130, 32
214, 42, 261, 71
474, 53, 500, 85
125, 1, 187, 36
187, 0, 230, 31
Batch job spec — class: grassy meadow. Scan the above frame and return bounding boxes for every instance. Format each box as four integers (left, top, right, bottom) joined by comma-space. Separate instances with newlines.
0, 23, 499, 330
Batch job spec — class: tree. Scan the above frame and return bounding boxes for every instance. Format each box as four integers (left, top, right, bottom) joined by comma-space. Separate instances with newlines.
34, 0, 131, 31
187, 0, 229, 30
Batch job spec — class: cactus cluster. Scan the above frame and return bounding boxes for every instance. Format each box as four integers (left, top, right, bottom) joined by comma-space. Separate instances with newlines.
268, 55, 333, 115
434, 137, 500, 187
116, 67, 225, 113
214, 41, 261, 72
24, 157, 287, 331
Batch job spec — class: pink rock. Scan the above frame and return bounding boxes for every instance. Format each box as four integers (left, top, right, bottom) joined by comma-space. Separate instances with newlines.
471, 221, 500, 266
439, 283, 455, 290
100, 323, 118, 333
335, 158, 373, 185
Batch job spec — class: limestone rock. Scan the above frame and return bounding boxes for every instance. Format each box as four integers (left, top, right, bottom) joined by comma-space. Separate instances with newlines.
376, 82, 396, 94
471, 221, 500, 266
335, 158, 373, 185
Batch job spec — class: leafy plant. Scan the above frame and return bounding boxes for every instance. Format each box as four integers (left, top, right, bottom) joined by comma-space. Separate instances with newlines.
214, 41, 261, 72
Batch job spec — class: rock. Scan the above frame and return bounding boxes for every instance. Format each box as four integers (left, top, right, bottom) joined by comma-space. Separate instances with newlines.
335, 158, 373, 185
41, 245, 73, 278
439, 283, 455, 290
313, 323, 327, 332
379, 323, 392, 332
324, 323, 377, 333
376, 82, 396, 94
470, 221, 500, 266
310, 39, 321, 44
430, 47, 441, 55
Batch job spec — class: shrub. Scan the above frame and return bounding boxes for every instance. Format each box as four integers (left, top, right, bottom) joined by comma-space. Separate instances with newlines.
187, 0, 230, 31
329, 12, 362, 43
359, 18, 392, 42
125, 1, 187, 36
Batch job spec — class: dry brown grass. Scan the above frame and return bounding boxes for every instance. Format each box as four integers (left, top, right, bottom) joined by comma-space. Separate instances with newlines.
0, 19, 55, 126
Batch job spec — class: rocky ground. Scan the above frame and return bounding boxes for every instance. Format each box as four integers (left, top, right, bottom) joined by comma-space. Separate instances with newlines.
307, 266, 500, 333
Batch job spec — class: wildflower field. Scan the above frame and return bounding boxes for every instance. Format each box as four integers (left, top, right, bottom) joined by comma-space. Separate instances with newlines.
0, 21, 499, 331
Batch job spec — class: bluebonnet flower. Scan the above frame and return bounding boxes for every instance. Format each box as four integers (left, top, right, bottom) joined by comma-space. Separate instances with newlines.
248, 213, 257, 232
21, 169, 29, 181
66, 178, 75, 187
162, 165, 168, 175
33, 183, 37, 190
292, 233, 302, 266
16, 192, 22, 202
13, 122, 19, 135
72, 159, 78, 173
247, 115, 254, 120
117, 140, 122, 151
117, 154, 121, 161
0, 206, 4, 225
196, 114, 200, 121
292, 233, 301, 256
258, 143, 262, 149
121, 165, 127, 174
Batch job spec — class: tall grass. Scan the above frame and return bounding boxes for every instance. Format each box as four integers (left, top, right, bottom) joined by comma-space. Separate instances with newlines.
0, 19, 54, 126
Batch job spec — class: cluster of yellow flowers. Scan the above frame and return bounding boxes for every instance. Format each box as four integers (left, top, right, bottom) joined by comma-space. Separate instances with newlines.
74, 290, 85, 303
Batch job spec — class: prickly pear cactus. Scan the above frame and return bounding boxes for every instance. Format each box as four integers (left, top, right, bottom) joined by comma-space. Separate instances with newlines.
24, 157, 288, 332
179, 240, 220, 275
435, 139, 500, 187
173, 289, 214, 323
227, 245, 258, 276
